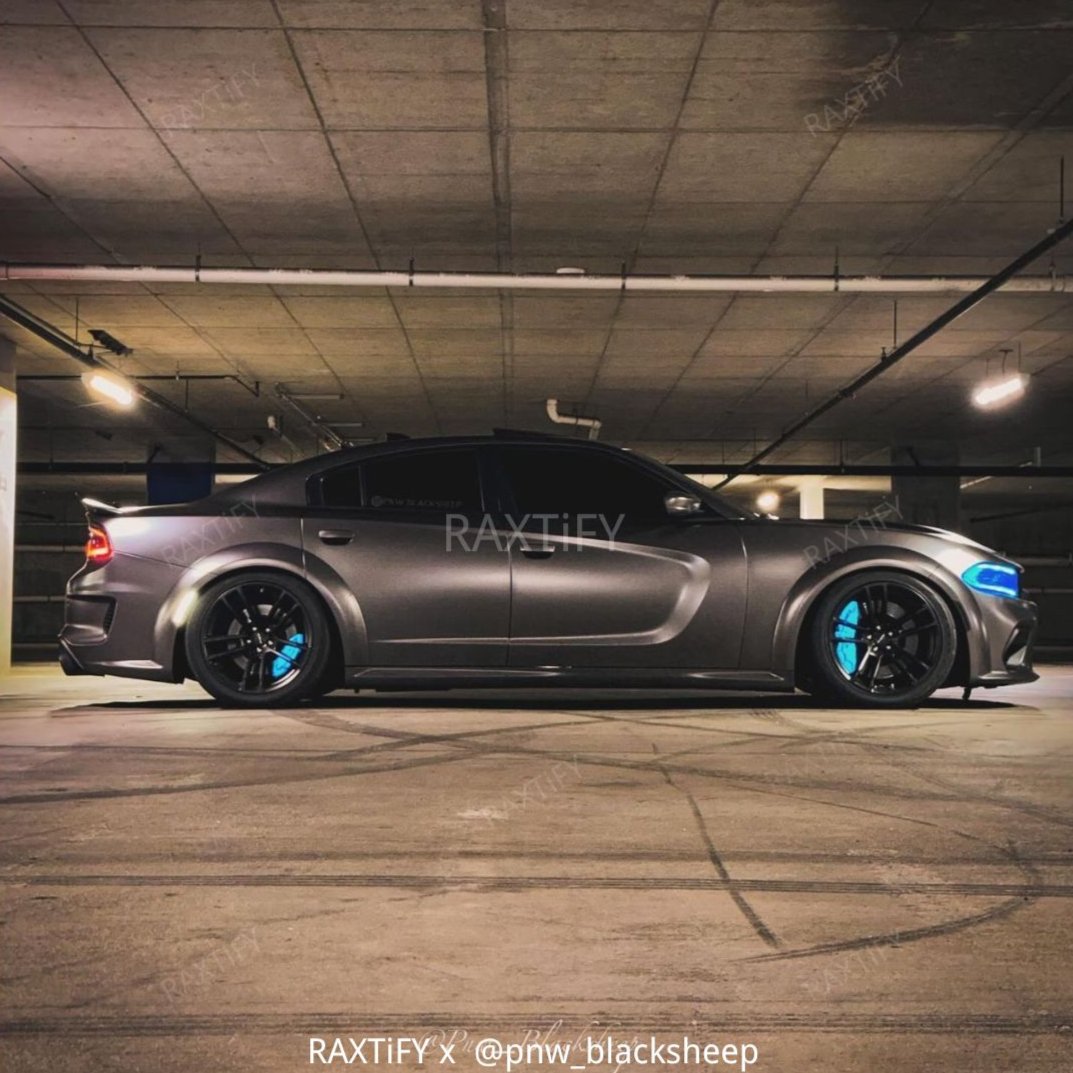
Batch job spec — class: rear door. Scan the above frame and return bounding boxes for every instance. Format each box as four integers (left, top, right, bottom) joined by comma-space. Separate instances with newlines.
302, 446, 510, 666
493, 445, 747, 669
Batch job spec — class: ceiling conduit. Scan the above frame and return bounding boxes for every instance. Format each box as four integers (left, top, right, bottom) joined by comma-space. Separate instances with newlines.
2, 263, 1070, 294
713, 215, 1073, 488
0, 294, 269, 468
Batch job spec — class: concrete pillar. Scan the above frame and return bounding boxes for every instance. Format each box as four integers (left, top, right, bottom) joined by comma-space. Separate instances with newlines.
0, 337, 15, 675
891, 443, 961, 531
798, 478, 825, 520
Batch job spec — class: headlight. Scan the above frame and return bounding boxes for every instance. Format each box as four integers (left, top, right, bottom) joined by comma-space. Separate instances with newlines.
962, 561, 1020, 599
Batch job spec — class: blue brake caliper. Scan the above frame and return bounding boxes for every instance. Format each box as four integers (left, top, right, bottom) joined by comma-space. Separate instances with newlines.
834, 601, 860, 675
270, 632, 305, 680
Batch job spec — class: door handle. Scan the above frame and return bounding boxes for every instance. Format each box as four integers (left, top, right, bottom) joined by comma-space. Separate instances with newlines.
318, 529, 354, 546
521, 546, 556, 560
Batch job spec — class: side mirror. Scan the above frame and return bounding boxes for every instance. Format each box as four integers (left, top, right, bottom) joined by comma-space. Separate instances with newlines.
664, 492, 702, 517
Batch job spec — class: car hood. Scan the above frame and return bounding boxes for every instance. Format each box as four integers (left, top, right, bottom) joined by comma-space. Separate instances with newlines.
763, 516, 1017, 566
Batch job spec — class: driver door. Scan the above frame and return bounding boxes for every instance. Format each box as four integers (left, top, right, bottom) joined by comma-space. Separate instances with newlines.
493, 445, 747, 669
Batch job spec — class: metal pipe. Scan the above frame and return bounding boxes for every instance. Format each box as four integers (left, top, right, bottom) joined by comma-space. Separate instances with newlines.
0, 295, 268, 468
677, 463, 1073, 477
546, 397, 602, 439
18, 460, 1073, 478
714, 215, 1073, 489
18, 461, 269, 476
274, 384, 346, 451
3, 262, 1069, 294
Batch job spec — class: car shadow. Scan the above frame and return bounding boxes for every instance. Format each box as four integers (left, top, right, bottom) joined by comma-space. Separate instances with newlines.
54, 689, 1022, 714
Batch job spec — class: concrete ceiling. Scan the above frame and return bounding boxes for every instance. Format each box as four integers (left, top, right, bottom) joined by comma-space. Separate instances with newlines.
2, 0, 1073, 469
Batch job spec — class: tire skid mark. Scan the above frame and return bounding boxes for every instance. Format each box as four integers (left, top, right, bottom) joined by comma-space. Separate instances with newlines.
772, 709, 1073, 832
0, 749, 475, 806
0, 704, 1050, 966
742, 895, 1028, 964
1, 1011, 1070, 1036
293, 715, 1002, 804
865, 745, 1073, 831
4, 847, 1068, 868
650, 744, 780, 948
7, 873, 1068, 897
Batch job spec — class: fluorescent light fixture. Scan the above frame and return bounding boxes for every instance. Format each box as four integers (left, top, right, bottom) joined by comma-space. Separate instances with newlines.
82, 369, 136, 408
962, 561, 1020, 599
756, 490, 781, 514
971, 373, 1027, 409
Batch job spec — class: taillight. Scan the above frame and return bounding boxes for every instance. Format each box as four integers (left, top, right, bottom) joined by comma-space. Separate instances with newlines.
85, 524, 114, 566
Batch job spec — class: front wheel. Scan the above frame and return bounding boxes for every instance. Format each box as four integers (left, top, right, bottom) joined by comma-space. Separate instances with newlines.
803, 571, 957, 708
185, 572, 332, 707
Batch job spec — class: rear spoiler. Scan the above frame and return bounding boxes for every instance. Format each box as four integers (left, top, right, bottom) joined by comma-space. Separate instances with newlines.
81, 496, 126, 522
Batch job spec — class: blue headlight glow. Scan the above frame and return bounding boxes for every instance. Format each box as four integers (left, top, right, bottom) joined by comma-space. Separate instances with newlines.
962, 562, 1020, 599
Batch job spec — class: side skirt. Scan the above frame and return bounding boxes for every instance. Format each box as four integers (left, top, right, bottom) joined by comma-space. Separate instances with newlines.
344, 666, 794, 692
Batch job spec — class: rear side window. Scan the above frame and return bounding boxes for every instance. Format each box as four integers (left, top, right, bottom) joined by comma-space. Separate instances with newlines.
318, 449, 482, 514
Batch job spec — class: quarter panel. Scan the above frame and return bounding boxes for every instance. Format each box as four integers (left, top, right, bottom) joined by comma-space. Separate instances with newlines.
737, 521, 992, 681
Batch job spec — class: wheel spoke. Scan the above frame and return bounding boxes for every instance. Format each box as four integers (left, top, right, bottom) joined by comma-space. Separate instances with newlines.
222, 588, 253, 625
200, 582, 316, 695
889, 648, 926, 684
264, 588, 299, 631
205, 640, 244, 658
828, 578, 948, 698
851, 647, 875, 684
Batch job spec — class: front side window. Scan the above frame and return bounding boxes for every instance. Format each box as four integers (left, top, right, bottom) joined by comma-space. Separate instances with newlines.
497, 447, 673, 527
319, 449, 482, 513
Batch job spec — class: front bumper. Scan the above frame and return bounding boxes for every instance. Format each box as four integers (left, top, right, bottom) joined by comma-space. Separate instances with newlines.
968, 594, 1038, 688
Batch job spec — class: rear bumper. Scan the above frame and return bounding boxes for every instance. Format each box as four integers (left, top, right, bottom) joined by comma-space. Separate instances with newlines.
58, 555, 183, 683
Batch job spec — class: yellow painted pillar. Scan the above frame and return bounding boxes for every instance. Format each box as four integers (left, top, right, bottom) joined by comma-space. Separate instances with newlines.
0, 337, 15, 675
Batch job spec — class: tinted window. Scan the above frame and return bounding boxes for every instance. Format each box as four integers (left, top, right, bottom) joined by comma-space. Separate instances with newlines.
319, 449, 482, 513
498, 447, 672, 524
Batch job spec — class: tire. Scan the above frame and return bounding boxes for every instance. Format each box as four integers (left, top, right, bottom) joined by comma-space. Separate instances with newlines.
185, 571, 332, 707
803, 570, 957, 708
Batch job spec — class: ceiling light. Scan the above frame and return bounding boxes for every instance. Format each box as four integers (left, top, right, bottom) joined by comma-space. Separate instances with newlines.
83, 369, 136, 408
756, 490, 781, 514
971, 373, 1027, 409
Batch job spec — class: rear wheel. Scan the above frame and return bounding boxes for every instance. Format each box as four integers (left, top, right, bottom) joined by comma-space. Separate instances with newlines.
804, 571, 957, 708
185, 572, 331, 707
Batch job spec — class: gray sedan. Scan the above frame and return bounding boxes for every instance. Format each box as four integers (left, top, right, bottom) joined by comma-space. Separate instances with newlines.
60, 432, 1038, 707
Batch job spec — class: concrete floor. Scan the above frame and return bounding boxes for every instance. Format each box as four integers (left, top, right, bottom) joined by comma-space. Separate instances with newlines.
1, 666, 1072, 1072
